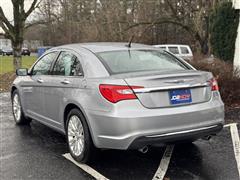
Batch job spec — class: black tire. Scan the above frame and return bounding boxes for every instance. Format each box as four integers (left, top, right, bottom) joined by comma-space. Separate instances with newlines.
66, 108, 96, 163
11, 89, 31, 125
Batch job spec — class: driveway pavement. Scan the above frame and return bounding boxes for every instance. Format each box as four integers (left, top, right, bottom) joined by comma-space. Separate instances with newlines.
0, 92, 239, 180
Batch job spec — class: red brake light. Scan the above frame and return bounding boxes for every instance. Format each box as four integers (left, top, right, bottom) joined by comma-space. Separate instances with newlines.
209, 78, 219, 91
99, 84, 143, 103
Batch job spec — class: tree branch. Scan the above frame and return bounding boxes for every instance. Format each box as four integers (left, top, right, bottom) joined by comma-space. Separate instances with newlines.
122, 19, 196, 38
0, 6, 14, 31
24, 0, 41, 19
0, 20, 9, 33
165, 0, 180, 21
24, 20, 47, 29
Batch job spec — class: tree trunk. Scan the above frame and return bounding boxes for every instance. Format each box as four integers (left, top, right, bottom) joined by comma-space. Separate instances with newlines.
200, 40, 209, 55
195, 32, 209, 55
0, 0, 38, 71
12, 41, 22, 70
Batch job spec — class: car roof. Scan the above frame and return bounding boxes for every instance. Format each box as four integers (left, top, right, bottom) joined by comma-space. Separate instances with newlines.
153, 44, 190, 47
53, 42, 156, 53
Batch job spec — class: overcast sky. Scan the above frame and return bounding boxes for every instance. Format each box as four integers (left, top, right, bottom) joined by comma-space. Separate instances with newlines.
0, 0, 32, 33
0, 0, 14, 22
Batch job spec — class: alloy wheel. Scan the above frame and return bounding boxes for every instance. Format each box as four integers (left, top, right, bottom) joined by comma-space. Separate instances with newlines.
68, 115, 85, 156
13, 94, 21, 122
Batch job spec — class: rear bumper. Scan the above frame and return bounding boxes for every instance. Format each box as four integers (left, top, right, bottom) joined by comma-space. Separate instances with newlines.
86, 94, 224, 150
128, 123, 223, 149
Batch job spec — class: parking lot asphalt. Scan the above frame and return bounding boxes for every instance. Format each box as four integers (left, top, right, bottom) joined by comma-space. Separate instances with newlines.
0, 92, 239, 180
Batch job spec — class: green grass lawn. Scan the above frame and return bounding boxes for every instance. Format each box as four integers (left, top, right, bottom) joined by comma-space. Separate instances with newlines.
0, 55, 37, 74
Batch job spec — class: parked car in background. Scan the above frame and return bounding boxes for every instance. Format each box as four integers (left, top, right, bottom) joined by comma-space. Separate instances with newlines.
153, 44, 193, 61
22, 48, 31, 56
0, 49, 3, 55
2, 47, 13, 56
11, 43, 224, 163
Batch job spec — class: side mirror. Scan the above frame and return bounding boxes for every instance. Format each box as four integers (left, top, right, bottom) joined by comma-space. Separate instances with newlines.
16, 68, 28, 76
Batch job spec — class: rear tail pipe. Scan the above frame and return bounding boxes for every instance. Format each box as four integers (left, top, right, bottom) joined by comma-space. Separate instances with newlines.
202, 135, 212, 141
138, 146, 149, 153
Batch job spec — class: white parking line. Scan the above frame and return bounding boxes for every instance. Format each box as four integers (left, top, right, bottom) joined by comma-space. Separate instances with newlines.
229, 123, 240, 177
152, 145, 174, 180
224, 123, 238, 128
63, 153, 109, 180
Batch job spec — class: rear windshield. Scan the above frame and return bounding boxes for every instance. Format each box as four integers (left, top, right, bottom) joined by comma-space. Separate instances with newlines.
97, 50, 188, 74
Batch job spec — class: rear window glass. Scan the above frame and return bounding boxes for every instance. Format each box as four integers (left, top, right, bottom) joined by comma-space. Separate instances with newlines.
180, 47, 190, 54
97, 50, 188, 74
168, 47, 179, 54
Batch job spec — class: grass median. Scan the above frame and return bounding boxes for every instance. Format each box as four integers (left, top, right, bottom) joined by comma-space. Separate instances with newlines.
0, 55, 36, 74
0, 55, 37, 92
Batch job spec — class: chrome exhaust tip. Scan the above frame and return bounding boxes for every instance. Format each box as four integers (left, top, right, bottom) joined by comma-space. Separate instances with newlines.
138, 146, 149, 153
202, 135, 212, 140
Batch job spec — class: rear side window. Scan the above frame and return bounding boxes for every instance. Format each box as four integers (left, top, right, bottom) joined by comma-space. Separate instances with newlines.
168, 47, 179, 54
52, 51, 83, 76
180, 47, 190, 54
32, 52, 58, 75
97, 50, 188, 74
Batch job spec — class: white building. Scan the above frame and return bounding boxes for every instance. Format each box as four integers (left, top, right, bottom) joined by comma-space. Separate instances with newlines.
0, 38, 11, 49
0, 38, 43, 50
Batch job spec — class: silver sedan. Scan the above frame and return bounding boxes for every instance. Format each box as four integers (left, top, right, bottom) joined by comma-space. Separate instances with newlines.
11, 43, 224, 163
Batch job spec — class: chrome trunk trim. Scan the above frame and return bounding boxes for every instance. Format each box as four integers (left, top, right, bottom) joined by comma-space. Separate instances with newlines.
133, 82, 209, 93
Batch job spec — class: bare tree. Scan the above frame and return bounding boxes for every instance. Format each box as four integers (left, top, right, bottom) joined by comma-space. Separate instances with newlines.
0, 0, 40, 69
120, 0, 222, 54
34, 0, 222, 55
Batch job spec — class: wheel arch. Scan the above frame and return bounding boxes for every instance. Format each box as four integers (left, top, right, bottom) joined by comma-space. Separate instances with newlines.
63, 103, 95, 145
11, 86, 17, 98
64, 103, 79, 130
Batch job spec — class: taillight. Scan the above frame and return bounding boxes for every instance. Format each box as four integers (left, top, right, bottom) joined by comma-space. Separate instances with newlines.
209, 78, 219, 91
99, 84, 143, 103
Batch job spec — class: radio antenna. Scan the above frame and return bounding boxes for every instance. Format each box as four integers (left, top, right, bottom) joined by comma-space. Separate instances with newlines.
126, 35, 134, 48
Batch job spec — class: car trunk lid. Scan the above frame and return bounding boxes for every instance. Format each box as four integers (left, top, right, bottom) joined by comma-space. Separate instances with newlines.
123, 70, 212, 108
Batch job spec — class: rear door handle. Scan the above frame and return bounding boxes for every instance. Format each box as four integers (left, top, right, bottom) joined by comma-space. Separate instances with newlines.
61, 80, 70, 85
37, 78, 44, 83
